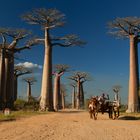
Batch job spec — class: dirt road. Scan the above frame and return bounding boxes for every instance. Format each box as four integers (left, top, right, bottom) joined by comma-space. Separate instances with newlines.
0, 110, 140, 140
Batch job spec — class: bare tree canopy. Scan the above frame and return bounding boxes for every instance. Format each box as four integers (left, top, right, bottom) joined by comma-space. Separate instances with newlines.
23, 77, 37, 85
14, 65, 32, 77
51, 34, 86, 47
112, 85, 122, 93
53, 64, 70, 74
69, 71, 91, 82
108, 17, 140, 38
0, 28, 39, 51
22, 8, 65, 29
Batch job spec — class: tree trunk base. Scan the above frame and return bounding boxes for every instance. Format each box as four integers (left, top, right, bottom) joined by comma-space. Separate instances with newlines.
126, 104, 140, 113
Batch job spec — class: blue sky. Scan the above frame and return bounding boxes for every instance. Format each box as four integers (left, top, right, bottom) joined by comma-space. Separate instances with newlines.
0, 0, 140, 104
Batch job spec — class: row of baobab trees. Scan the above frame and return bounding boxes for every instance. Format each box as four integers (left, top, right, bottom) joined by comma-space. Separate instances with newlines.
0, 7, 139, 112
0, 8, 88, 111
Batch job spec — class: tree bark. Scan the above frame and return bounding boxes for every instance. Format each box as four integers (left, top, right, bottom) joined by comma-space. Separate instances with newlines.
5, 53, 14, 108
80, 82, 84, 108
53, 72, 64, 111
53, 75, 59, 111
14, 76, 18, 101
0, 47, 6, 109
76, 80, 80, 109
61, 91, 65, 109
40, 28, 54, 111
72, 86, 76, 109
126, 35, 139, 112
27, 83, 31, 102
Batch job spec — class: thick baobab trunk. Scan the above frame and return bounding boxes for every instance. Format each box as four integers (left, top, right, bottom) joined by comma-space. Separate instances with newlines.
0, 47, 6, 109
5, 54, 15, 108
126, 35, 139, 112
27, 83, 31, 102
40, 28, 54, 111
76, 80, 80, 109
61, 91, 65, 109
80, 82, 84, 108
53, 73, 63, 111
72, 86, 76, 109
57, 78, 62, 109
53, 76, 59, 111
14, 76, 18, 101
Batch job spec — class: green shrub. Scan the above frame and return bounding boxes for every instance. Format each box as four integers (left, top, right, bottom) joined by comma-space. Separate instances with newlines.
24, 97, 39, 111
14, 99, 26, 110
14, 97, 39, 111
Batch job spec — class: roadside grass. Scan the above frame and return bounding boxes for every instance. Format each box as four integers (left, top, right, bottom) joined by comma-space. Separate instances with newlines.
0, 110, 48, 122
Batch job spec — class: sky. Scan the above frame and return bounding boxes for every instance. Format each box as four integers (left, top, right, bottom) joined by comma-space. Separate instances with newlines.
0, 0, 140, 104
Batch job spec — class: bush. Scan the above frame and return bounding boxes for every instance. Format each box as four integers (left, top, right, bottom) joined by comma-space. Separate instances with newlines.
14, 97, 40, 111
24, 97, 40, 111
14, 99, 26, 110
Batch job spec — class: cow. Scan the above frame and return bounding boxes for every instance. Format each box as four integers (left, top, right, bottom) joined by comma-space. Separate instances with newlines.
88, 97, 99, 120
112, 100, 120, 119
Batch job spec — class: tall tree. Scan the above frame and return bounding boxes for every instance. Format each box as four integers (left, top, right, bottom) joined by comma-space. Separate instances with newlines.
0, 28, 38, 109
53, 64, 69, 111
112, 85, 122, 101
14, 65, 32, 101
108, 17, 140, 112
69, 71, 90, 109
70, 83, 76, 109
23, 77, 37, 102
22, 8, 85, 111
60, 84, 67, 110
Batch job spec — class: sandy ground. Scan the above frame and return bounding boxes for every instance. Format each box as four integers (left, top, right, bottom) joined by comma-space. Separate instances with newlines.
0, 110, 140, 140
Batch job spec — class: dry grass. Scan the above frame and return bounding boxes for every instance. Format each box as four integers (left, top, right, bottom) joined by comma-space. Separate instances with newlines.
0, 110, 48, 122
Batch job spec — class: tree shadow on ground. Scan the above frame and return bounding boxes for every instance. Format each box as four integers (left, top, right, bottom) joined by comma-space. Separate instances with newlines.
57, 110, 85, 114
118, 116, 140, 120
0, 118, 16, 122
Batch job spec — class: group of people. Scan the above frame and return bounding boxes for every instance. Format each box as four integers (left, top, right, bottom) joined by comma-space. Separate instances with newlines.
91, 93, 110, 105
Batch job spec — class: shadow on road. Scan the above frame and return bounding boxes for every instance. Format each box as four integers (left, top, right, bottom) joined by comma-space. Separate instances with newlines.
57, 110, 86, 114
118, 116, 140, 120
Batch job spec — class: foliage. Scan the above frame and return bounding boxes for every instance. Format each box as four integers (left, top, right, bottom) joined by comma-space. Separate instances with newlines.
14, 99, 26, 110
108, 17, 140, 38
24, 97, 40, 111
22, 77, 37, 85
14, 97, 39, 111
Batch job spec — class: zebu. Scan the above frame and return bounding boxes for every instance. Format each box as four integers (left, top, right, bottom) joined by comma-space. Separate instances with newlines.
112, 100, 120, 119
88, 97, 98, 120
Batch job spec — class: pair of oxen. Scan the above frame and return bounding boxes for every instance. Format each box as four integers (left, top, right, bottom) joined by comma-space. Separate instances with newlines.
88, 97, 120, 120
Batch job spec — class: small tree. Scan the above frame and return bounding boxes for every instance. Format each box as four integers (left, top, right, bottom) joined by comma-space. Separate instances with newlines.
108, 17, 140, 112
70, 82, 76, 109
22, 8, 85, 111
23, 77, 37, 102
69, 71, 91, 109
53, 64, 69, 111
14, 65, 32, 101
60, 84, 67, 110
112, 85, 122, 101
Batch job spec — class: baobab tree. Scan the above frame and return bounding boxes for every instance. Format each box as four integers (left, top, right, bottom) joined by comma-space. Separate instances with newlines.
23, 77, 37, 102
53, 64, 69, 111
70, 83, 76, 109
108, 17, 140, 112
69, 71, 91, 109
60, 84, 67, 110
14, 65, 32, 101
112, 85, 122, 102
0, 28, 38, 109
22, 8, 85, 111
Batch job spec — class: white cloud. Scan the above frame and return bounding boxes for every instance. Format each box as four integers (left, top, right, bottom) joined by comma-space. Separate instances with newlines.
16, 62, 42, 70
